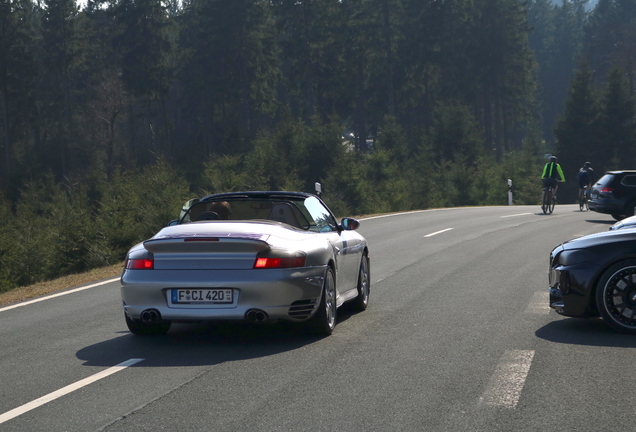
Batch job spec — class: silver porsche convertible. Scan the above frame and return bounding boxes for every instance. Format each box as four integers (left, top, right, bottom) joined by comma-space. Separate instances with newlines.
120, 191, 370, 336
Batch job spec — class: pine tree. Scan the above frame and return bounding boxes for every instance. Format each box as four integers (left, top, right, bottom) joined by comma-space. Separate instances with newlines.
596, 66, 636, 170
177, 0, 280, 159
111, 0, 174, 166
39, 0, 82, 179
472, 0, 537, 161
555, 62, 598, 199
0, 0, 38, 192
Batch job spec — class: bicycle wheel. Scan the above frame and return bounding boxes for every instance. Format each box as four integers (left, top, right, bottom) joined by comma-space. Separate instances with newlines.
542, 190, 550, 214
549, 193, 555, 213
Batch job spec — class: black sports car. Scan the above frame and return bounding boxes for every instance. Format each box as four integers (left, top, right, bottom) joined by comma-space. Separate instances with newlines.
549, 228, 636, 333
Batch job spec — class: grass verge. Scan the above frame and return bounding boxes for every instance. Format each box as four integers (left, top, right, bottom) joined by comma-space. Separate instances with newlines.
0, 263, 123, 307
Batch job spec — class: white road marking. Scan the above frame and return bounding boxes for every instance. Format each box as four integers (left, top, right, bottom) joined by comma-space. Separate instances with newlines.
0, 278, 119, 313
424, 228, 453, 237
480, 350, 535, 408
361, 207, 476, 221
525, 291, 550, 314
0, 358, 144, 425
500, 213, 532, 218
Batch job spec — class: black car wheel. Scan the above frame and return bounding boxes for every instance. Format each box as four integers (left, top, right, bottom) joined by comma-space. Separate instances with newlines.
595, 260, 636, 334
352, 254, 370, 312
125, 313, 171, 335
308, 268, 336, 335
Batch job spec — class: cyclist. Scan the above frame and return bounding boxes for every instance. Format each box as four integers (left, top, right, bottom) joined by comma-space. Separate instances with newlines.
541, 155, 566, 201
577, 162, 594, 203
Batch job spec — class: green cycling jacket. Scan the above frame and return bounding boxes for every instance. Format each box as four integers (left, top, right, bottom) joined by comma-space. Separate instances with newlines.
542, 162, 566, 181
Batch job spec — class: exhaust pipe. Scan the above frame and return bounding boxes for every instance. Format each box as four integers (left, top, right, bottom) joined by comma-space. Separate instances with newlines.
245, 309, 268, 323
140, 309, 161, 323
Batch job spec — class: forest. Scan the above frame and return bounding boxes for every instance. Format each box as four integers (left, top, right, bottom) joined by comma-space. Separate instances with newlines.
1, 0, 635, 291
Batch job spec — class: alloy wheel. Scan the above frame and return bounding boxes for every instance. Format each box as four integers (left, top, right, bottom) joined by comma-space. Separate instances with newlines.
597, 263, 636, 334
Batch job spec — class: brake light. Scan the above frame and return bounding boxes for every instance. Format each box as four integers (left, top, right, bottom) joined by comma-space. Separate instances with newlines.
125, 258, 154, 269
254, 255, 306, 268
598, 187, 613, 193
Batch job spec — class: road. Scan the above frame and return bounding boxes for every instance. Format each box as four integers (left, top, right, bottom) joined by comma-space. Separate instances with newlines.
0, 205, 630, 432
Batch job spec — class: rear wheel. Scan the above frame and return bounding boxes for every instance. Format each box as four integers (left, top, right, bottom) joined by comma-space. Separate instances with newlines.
542, 190, 552, 214
548, 193, 556, 213
351, 254, 370, 312
125, 313, 171, 336
308, 268, 336, 335
541, 191, 549, 214
595, 260, 636, 334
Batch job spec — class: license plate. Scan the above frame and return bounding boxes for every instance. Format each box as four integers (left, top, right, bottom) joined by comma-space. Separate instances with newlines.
171, 289, 233, 304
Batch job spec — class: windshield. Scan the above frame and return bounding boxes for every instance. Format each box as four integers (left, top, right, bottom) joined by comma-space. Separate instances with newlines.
181, 196, 336, 232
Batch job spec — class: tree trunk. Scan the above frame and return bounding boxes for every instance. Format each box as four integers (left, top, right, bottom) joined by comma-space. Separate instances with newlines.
382, 0, 395, 116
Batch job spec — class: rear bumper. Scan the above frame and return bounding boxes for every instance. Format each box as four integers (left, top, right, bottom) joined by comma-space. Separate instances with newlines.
588, 198, 624, 214
121, 266, 327, 323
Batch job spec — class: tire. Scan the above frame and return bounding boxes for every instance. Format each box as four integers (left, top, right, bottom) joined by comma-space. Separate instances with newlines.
351, 254, 370, 312
612, 214, 626, 221
548, 194, 555, 213
125, 313, 171, 336
308, 268, 337, 335
542, 190, 553, 214
595, 259, 636, 334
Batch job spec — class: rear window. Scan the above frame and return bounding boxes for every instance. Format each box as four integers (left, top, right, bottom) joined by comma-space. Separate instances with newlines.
595, 174, 616, 187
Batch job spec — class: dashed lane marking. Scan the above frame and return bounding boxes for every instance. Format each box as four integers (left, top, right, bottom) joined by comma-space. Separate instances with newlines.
525, 291, 550, 314
424, 228, 454, 238
500, 213, 533, 218
479, 350, 535, 408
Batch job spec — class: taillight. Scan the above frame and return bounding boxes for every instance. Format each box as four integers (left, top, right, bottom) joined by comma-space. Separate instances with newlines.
254, 251, 306, 268
598, 187, 613, 193
125, 258, 154, 269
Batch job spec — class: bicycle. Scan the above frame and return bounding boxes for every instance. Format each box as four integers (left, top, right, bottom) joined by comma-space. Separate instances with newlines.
542, 185, 556, 214
579, 186, 589, 211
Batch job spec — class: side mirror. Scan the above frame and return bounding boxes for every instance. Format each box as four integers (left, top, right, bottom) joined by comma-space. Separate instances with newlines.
168, 220, 179, 226
340, 217, 360, 231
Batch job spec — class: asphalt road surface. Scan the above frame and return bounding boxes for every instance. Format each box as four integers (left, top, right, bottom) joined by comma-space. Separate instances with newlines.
0, 205, 630, 432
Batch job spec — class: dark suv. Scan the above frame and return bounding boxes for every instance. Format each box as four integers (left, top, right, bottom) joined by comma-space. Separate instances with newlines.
589, 170, 636, 220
